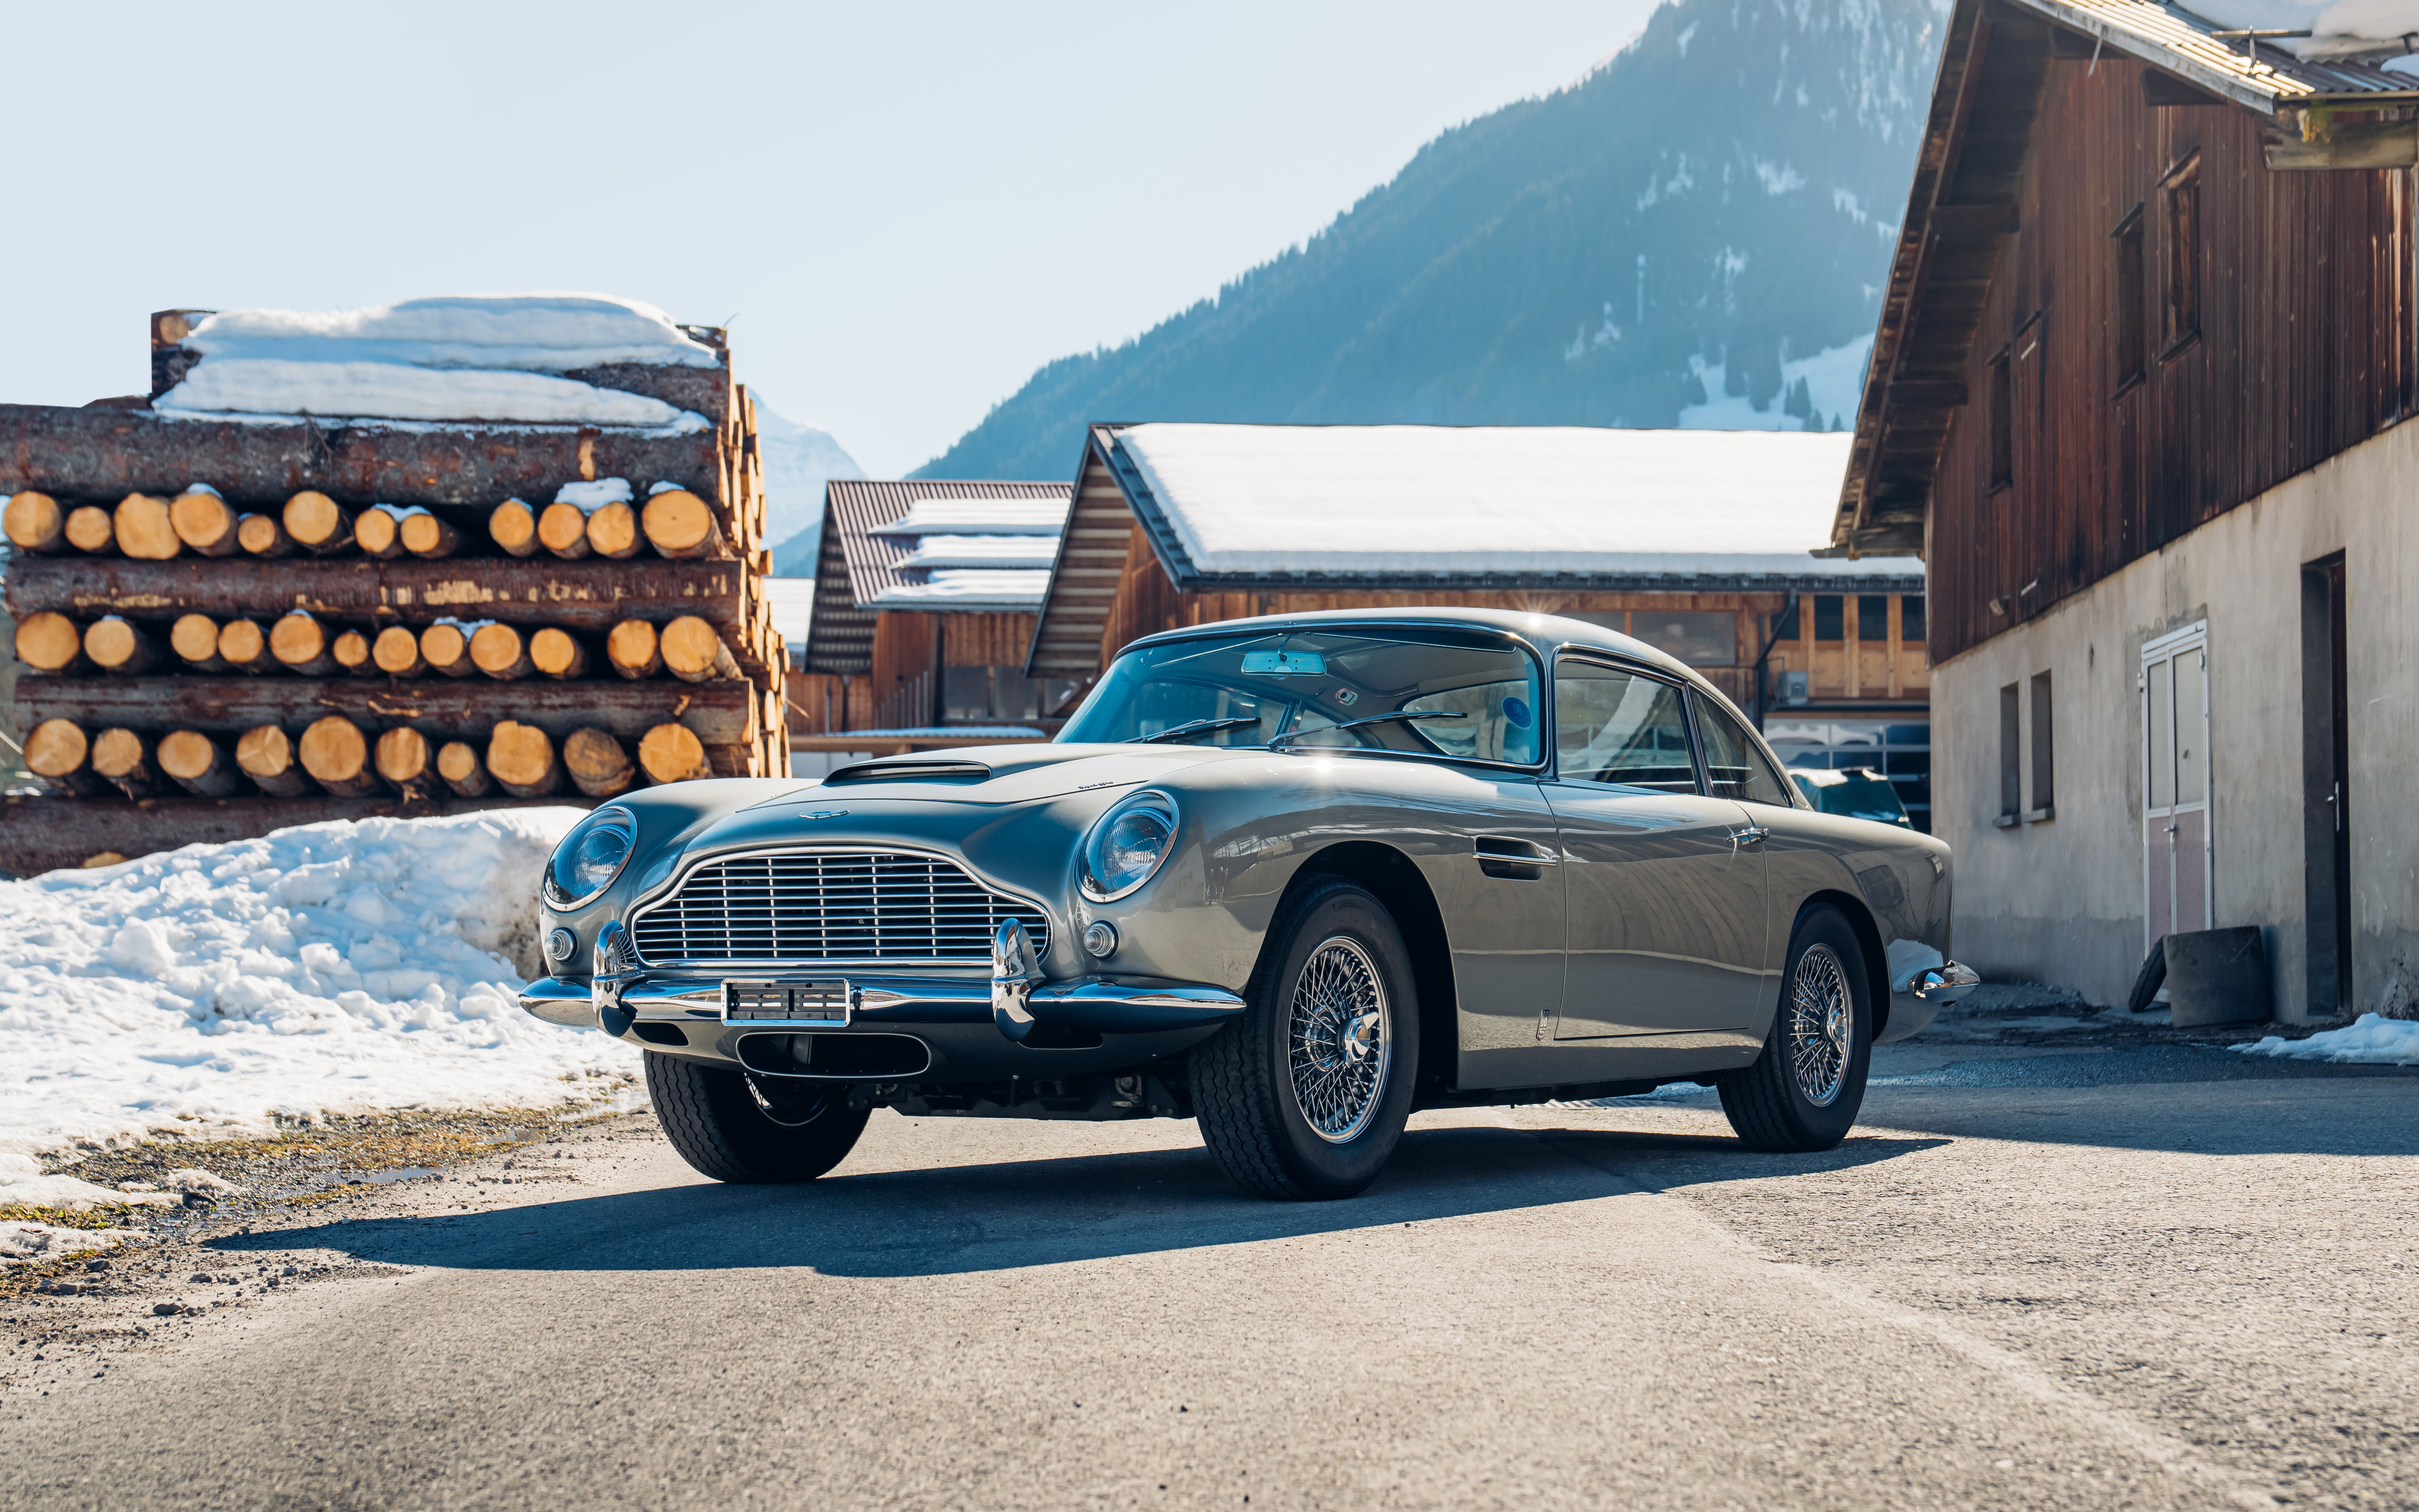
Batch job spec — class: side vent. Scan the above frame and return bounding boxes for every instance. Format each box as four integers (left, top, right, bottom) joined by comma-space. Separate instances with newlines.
825, 760, 993, 785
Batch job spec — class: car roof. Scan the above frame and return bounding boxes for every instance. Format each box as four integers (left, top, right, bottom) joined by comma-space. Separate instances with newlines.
1120, 605, 1707, 689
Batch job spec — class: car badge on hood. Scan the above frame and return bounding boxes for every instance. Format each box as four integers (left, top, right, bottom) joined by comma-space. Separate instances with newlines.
805, 808, 849, 820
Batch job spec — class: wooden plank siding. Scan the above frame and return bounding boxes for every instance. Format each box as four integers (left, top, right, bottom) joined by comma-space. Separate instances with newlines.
1926, 44, 2415, 664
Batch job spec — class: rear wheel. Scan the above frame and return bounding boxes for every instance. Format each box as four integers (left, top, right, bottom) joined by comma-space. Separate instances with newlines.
1717, 906, 1871, 1153
644, 1051, 871, 1183
1193, 877, 1419, 1200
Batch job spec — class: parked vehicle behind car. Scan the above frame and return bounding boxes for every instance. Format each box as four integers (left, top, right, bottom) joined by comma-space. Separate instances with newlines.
1789, 766, 1916, 828
522, 609, 1976, 1200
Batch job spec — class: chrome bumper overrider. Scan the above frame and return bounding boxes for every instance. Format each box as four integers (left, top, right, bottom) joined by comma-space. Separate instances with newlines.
515, 972, 1246, 1036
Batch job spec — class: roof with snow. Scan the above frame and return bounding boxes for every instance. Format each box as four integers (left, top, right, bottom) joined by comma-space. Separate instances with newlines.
2002, 2, 2419, 110
760, 577, 817, 655
802, 479, 1074, 675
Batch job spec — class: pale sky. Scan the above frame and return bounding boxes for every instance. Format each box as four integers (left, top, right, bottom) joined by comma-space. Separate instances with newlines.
4, 1, 1655, 476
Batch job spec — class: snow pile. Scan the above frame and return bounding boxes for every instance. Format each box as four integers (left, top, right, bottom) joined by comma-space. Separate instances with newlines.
2186, 2, 2419, 60
2232, 1013, 2419, 1065
554, 477, 636, 512
0, 809, 639, 1161
156, 293, 716, 430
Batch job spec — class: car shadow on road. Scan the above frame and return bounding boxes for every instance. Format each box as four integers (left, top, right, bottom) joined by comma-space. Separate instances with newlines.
208, 1122, 1937, 1279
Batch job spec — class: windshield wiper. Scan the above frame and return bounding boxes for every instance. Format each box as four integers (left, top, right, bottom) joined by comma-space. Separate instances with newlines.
1138, 716, 1264, 745
1268, 710, 1468, 749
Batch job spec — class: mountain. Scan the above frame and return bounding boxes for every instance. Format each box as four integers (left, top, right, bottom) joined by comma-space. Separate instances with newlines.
917, 0, 1946, 480
755, 402, 865, 576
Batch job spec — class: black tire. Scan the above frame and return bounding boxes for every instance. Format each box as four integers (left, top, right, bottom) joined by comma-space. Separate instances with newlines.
2126, 938, 2167, 1012
1193, 877, 1419, 1200
644, 1051, 872, 1184
1717, 907, 1872, 1153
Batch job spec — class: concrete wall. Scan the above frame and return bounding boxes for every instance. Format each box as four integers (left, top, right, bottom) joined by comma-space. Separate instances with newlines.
1934, 416, 2419, 1019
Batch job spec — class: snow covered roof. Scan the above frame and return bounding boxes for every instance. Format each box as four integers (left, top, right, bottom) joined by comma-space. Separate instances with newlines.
152, 293, 722, 430
1999, 1, 2419, 111
759, 577, 818, 652
1100, 423, 1904, 588
804, 480, 1075, 675
893, 535, 1061, 570
865, 569, 1056, 610
869, 497, 1071, 537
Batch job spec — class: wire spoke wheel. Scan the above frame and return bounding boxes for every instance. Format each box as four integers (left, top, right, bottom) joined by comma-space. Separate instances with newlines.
1788, 943, 1853, 1108
1286, 936, 1391, 1143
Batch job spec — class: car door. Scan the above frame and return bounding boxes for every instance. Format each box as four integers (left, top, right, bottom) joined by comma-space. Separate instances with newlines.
1543, 656, 1768, 1038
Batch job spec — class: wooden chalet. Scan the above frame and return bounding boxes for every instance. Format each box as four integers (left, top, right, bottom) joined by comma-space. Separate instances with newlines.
1836, 0, 2419, 1018
1029, 422, 1938, 825
790, 480, 1077, 757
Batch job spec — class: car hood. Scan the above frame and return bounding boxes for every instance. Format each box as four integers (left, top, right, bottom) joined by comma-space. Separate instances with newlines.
749, 742, 1250, 809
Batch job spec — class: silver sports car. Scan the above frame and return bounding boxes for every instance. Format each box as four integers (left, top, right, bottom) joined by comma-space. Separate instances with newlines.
521, 609, 1976, 1200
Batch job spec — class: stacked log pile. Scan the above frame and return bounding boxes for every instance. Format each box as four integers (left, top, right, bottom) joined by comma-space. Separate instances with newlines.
0, 310, 790, 874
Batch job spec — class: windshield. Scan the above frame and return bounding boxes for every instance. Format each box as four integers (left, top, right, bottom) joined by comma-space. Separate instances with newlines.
1059, 625, 1543, 765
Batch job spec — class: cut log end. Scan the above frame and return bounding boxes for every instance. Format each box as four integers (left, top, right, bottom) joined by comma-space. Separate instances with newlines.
269, 612, 338, 676
641, 489, 724, 559
91, 728, 158, 798
530, 627, 589, 679
375, 726, 433, 789
26, 718, 93, 781
604, 619, 662, 680
637, 723, 712, 784
660, 615, 741, 683
170, 613, 223, 666
5, 490, 65, 553
114, 493, 182, 561
488, 499, 539, 558
283, 491, 355, 555
372, 625, 427, 677
218, 618, 275, 673
564, 727, 638, 798
536, 502, 593, 559
169, 491, 241, 556
84, 616, 161, 676
586, 501, 642, 559
420, 623, 479, 678
237, 513, 296, 557
486, 721, 560, 798
435, 740, 495, 797
15, 612, 87, 673
333, 629, 375, 676
469, 623, 533, 680
64, 506, 117, 554
354, 507, 404, 558
399, 512, 460, 559
298, 716, 380, 796
158, 729, 248, 798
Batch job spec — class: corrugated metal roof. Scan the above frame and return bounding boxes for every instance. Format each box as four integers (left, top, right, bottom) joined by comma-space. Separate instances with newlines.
803, 479, 1073, 675
2011, 1, 2419, 108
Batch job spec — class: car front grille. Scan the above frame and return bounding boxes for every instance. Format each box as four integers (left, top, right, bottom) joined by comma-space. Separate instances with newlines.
627, 849, 1049, 968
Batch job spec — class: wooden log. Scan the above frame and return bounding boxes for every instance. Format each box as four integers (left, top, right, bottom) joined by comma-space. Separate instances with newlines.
0, 792, 601, 877
604, 618, 661, 679
469, 622, 534, 680
563, 727, 637, 798
15, 611, 89, 674
283, 491, 355, 556
157, 729, 248, 798
486, 721, 560, 798
0, 403, 720, 509
420, 622, 481, 678
354, 505, 406, 559
536, 502, 592, 559
372, 625, 427, 677
637, 722, 712, 783
487, 499, 540, 558
237, 513, 297, 557
435, 740, 494, 797
530, 627, 589, 680
64, 506, 116, 554
642, 489, 724, 560
83, 616, 161, 676
90, 727, 160, 799
585, 500, 643, 559
298, 715, 382, 796
217, 618, 279, 675
5, 490, 66, 553
113, 493, 182, 560
399, 511, 460, 559
706, 743, 756, 779
374, 726, 434, 795
235, 725, 314, 796
4, 555, 751, 634
169, 613, 229, 673
25, 718, 105, 796
660, 615, 740, 683
270, 611, 341, 676
169, 489, 242, 557
14, 674, 760, 744
333, 628, 375, 677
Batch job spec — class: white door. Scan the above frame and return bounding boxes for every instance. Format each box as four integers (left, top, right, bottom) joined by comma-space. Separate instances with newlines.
2142, 623, 2212, 950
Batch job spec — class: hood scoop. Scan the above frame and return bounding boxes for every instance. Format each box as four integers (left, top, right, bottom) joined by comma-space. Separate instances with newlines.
825, 759, 994, 785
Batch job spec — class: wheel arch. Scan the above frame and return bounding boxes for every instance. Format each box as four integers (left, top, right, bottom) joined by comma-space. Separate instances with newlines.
1261, 841, 1459, 1101
1796, 888, 1892, 1041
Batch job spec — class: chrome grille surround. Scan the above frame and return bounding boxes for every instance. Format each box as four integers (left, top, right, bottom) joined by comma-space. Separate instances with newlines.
626, 847, 1052, 970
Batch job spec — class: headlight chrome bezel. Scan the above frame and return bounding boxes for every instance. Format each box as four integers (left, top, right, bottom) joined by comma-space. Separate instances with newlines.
1079, 790, 1179, 903
544, 805, 639, 911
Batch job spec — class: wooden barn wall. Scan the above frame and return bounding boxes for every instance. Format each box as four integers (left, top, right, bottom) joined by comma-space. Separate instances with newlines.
1928, 52, 2413, 664
938, 613, 1036, 668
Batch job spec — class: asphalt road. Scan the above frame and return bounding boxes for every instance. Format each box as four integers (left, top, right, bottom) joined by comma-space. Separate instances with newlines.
7, 1040, 2417, 1511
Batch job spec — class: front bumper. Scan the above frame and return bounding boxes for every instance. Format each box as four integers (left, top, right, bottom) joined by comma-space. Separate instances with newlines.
1880, 959, 1981, 1044
517, 972, 1245, 1042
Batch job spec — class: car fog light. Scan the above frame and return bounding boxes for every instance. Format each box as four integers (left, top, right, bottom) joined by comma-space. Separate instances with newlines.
1083, 920, 1119, 958
545, 928, 576, 965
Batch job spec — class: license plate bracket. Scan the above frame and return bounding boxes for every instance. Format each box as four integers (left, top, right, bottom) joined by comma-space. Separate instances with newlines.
721, 978, 853, 1028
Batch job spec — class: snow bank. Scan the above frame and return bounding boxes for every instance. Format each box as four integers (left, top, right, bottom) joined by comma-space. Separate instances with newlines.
179, 294, 720, 371
156, 361, 704, 431
2186, 2, 2419, 60
0, 809, 639, 1162
2232, 1013, 2419, 1065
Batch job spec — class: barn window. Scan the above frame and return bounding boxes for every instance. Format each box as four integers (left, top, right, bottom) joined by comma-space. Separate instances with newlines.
1988, 348, 2013, 489
1900, 594, 1927, 642
2113, 206, 2146, 391
2162, 156, 2200, 354
1814, 595, 1845, 642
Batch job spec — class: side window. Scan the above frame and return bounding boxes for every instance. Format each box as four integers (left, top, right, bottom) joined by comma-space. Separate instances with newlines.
1693, 693, 1796, 807
1553, 660, 1698, 792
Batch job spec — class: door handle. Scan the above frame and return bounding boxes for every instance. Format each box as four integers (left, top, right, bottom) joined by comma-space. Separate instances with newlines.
1474, 836, 1558, 878
1729, 826, 1771, 846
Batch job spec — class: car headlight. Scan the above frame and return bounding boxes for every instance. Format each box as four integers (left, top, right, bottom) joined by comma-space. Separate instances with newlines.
1080, 790, 1178, 902
545, 806, 637, 910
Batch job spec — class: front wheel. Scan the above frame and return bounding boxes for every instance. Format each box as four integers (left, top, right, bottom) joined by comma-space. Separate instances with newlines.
1717, 906, 1872, 1153
644, 1051, 872, 1183
1193, 877, 1420, 1200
